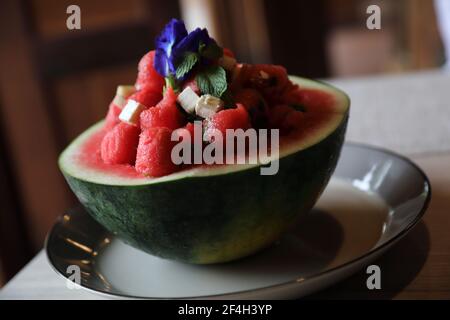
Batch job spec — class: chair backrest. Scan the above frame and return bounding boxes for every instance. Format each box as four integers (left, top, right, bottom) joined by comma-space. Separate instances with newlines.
0, 0, 180, 281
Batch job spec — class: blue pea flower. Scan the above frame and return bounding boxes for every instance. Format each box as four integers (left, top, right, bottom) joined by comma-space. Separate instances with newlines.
154, 19, 215, 79
154, 19, 188, 77
173, 28, 212, 58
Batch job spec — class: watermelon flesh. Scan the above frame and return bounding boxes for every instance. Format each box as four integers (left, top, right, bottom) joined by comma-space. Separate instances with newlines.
135, 51, 165, 92
59, 76, 349, 264
139, 87, 186, 131
100, 53, 346, 178
100, 122, 140, 165
203, 104, 251, 142
104, 102, 122, 131
64, 76, 349, 183
127, 87, 162, 109
92, 76, 348, 180
135, 127, 179, 177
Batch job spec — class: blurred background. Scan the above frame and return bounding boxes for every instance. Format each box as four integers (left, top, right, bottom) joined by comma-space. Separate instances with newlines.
0, 0, 447, 285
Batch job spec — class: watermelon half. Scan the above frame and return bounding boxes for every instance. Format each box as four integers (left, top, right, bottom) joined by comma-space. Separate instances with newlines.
58, 77, 350, 264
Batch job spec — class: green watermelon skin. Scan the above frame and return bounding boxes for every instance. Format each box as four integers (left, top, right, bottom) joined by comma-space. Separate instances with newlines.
62, 115, 348, 264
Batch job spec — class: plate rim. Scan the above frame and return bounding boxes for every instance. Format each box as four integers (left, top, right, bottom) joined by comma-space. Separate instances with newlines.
45, 142, 432, 299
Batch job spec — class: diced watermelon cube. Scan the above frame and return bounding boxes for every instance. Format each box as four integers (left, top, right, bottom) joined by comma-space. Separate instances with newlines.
100, 122, 140, 165
128, 86, 162, 109
183, 122, 195, 140
171, 122, 203, 168
104, 102, 122, 131
140, 87, 186, 130
135, 50, 165, 92
204, 104, 251, 142
175, 122, 205, 146
135, 127, 179, 177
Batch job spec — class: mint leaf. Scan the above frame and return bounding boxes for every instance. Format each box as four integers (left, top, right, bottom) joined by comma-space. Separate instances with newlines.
199, 41, 223, 60
175, 52, 199, 79
196, 66, 227, 98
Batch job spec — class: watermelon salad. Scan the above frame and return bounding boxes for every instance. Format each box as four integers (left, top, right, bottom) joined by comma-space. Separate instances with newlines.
58, 19, 349, 263
95, 19, 343, 178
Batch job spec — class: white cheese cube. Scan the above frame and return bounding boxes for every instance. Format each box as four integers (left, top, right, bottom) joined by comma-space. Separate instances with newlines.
119, 99, 145, 125
113, 96, 127, 109
259, 70, 270, 79
113, 85, 136, 108
195, 95, 224, 119
177, 86, 200, 113
219, 55, 237, 71
116, 85, 136, 97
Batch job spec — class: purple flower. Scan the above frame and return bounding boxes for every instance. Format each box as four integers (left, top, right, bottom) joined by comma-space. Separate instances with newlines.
154, 19, 188, 77
173, 28, 212, 58
154, 19, 216, 79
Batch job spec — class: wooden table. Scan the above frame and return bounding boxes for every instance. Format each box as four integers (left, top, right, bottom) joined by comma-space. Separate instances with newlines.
1, 70, 450, 299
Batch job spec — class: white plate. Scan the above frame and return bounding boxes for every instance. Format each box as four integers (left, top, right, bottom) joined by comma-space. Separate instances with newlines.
45, 143, 431, 299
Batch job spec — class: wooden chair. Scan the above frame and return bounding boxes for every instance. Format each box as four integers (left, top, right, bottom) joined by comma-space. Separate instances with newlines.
0, 0, 180, 282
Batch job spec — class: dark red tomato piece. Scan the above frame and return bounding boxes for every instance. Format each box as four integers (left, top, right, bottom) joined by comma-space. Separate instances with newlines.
281, 110, 305, 133
100, 122, 140, 165
135, 127, 179, 177
269, 104, 305, 135
268, 104, 293, 128
234, 88, 269, 128
233, 64, 290, 103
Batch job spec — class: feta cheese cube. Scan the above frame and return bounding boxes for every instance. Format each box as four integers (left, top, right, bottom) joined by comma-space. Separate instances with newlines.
119, 99, 146, 125
113, 85, 136, 108
116, 85, 136, 97
259, 70, 270, 79
195, 95, 224, 119
177, 86, 200, 113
